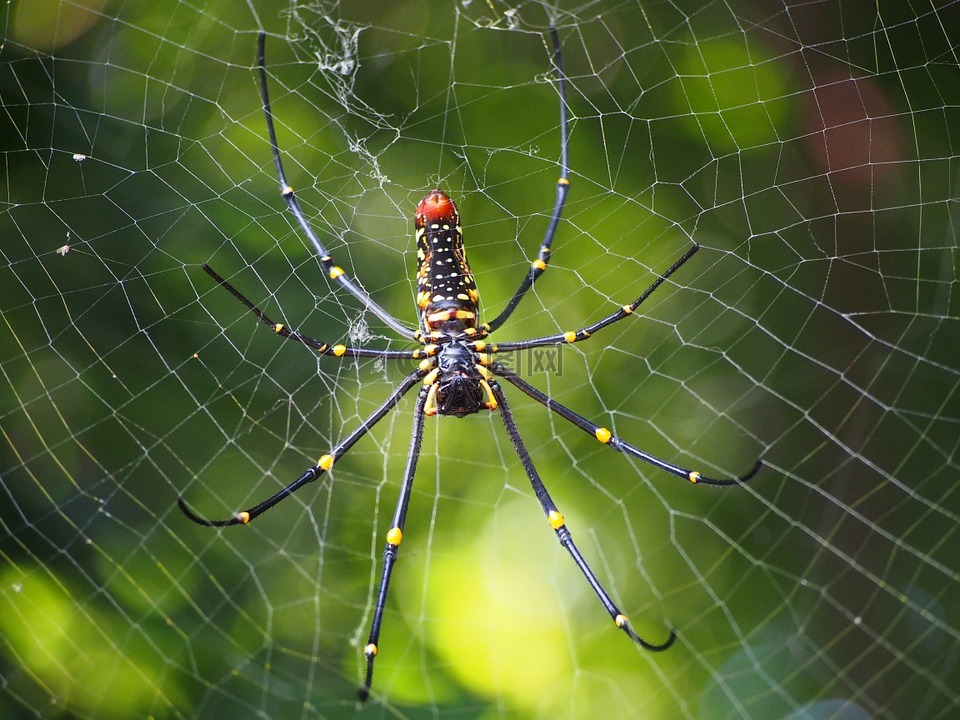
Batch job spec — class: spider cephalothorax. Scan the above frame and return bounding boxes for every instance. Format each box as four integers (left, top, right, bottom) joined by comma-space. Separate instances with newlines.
179, 29, 761, 703
423, 334, 496, 417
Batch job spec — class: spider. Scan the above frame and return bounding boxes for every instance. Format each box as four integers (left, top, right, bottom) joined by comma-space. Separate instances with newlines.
179, 29, 762, 702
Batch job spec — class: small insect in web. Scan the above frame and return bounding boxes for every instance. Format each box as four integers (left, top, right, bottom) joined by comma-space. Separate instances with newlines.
178, 29, 762, 702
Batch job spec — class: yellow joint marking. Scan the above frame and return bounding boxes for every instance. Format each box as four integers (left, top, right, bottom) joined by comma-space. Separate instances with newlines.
563, 331, 577, 343
423, 344, 438, 355
418, 358, 434, 372
364, 643, 378, 657
281, 185, 294, 196
547, 510, 565, 529
532, 258, 547, 271
332, 344, 347, 357
328, 266, 345, 280
464, 327, 477, 336
472, 340, 486, 352
424, 384, 439, 416
424, 368, 440, 385
622, 304, 634, 314
316, 344, 329, 353
615, 613, 628, 628
558, 177, 571, 186
236, 511, 251, 524
688, 471, 701, 484
595, 427, 612, 444
477, 353, 493, 366
479, 379, 498, 410
273, 323, 285, 334
477, 364, 491, 379
386, 527, 403, 546
318, 454, 335, 471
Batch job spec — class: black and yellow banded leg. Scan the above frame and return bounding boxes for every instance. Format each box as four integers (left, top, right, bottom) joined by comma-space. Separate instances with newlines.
491, 382, 675, 652
489, 244, 703, 353
178, 370, 425, 527
493, 364, 761, 485
358, 384, 430, 703
256, 32, 415, 339
484, 27, 570, 334
202, 264, 421, 361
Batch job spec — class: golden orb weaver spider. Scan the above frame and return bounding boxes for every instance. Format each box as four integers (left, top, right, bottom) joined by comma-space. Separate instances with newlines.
178, 28, 762, 703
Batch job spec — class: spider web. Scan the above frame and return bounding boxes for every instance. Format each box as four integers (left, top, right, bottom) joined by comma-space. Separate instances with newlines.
2, 0, 959, 718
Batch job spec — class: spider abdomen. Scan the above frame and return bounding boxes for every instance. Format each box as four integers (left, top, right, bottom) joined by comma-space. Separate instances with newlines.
415, 190, 481, 335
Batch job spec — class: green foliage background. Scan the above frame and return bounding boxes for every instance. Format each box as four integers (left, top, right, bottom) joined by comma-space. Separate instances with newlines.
2, 1, 958, 718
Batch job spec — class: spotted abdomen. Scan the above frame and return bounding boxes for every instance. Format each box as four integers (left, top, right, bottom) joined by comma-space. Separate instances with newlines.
414, 189, 481, 335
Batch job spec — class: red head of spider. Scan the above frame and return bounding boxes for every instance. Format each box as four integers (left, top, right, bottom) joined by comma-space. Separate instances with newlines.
415, 189, 459, 227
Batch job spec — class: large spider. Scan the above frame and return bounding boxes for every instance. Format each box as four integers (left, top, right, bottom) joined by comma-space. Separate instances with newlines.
179, 29, 762, 702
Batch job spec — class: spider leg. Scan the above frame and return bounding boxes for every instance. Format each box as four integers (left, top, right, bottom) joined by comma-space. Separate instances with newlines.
177, 369, 425, 527
203, 264, 427, 361
484, 27, 570, 334
491, 381, 675, 650
257, 32, 416, 339
358, 384, 429, 703
493, 364, 762, 485
487, 244, 701, 353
